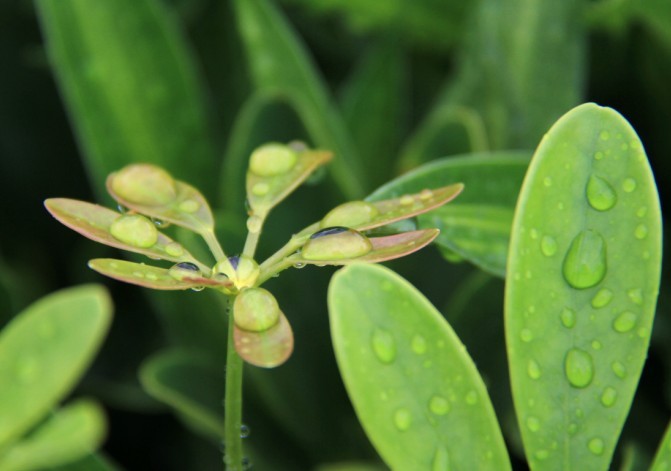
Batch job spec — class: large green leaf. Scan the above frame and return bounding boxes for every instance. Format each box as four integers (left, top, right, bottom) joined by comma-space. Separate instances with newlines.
0, 285, 112, 448
505, 103, 662, 470
35, 0, 217, 199
368, 151, 530, 277
650, 420, 671, 471
329, 263, 510, 470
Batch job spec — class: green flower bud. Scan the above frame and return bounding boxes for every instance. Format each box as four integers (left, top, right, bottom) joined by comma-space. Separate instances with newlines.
234, 288, 281, 332
213, 255, 260, 290
249, 143, 298, 177
301, 227, 373, 261
110, 214, 159, 248
110, 164, 177, 206
320, 201, 379, 228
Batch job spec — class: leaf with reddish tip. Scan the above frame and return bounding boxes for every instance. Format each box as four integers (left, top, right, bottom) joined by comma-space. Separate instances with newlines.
288, 229, 439, 267
234, 312, 294, 368
246, 144, 333, 218
106, 173, 214, 234
88, 259, 233, 291
45, 198, 204, 266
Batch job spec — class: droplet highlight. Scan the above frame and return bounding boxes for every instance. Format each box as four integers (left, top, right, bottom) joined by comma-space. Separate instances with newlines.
371, 329, 396, 364
611, 361, 627, 379
526, 416, 540, 432
588, 437, 605, 455
527, 359, 542, 379
520, 329, 533, 342
164, 242, 184, 257
586, 175, 617, 211
600, 387, 617, 407
560, 308, 577, 329
565, 348, 594, 388
591, 288, 613, 308
393, 408, 412, 431
613, 311, 637, 333
540, 235, 558, 257
562, 230, 607, 289
627, 288, 643, 305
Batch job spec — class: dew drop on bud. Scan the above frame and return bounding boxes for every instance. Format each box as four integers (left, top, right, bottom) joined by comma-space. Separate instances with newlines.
110, 214, 159, 248
320, 201, 379, 228
234, 287, 281, 332
168, 262, 201, 281
249, 143, 298, 177
110, 164, 177, 206
302, 227, 373, 261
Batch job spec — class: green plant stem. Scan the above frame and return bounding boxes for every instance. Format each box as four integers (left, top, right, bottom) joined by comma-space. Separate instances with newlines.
202, 229, 227, 262
224, 305, 244, 471
242, 215, 265, 258
258, 222, 319, 276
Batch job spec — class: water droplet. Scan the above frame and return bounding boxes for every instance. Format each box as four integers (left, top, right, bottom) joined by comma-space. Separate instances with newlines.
530, 228, 539, 239
520, 329, 533, 342
594, 151, 604, 160
562, 230, 607, 289
527, 416, 540, 432
565, 348, 594, 388
540, 235, 558, 257
627, 288, 643, 305
252, 182, 270, 196
591, 340, 602, 350
234, 288, 281, 332
432, 446, 449, 471
601, 387, 617, 407
599, 130, 610, 141
246, 215, 262, 233
151, 217, 171, 228
399, 195, 414, 206
543, 177, 552, 187
179, 199, 200, 213
164, 242, 184, 257
110, 164, 177, 206
591, 288, 613, 308
613, 311, 637, 333
586, 175, 617, 211
634, 224, 648, 240
372, 329, 396, 364
249, 143, 298, 177
622, 178, 637, 193
16, 357, 39, 384
568, 423, 578, 435
169, 262, 201, 281
560, 308, 577, 328
293, 262, 306, 269
110, 214, 159, 248
240, 424, 250, 438
465, 390, 478, 405
146, 272, 158, 281
611, 361, 626, 379
132, 271, 145, 278
535, 450, 549, 461
393, 408, 412, 431
191, 286, 204, 292
302, 227, 372, 261
429, 395, 450, 416
527, 360, 542, 379
321, 201, 379, 228
636, 206, 647, 218
411, 334, 428, 354
588, 437, 605, 455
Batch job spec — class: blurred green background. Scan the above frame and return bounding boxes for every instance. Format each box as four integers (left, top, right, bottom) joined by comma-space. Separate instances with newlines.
1, 0, 669, 469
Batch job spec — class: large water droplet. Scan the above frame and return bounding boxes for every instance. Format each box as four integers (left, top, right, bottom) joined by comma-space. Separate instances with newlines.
588, 437, 605, 455
432, 447, 450, 471
393, 408, 412, 431
613, 311, 637, 333
560, 308, 577, 328
371, 329, 396, 364
429, 395, 450, 416
178, 199, 200, 213
302, 227, 372, 261
527, 416, 540, 432
249, 143, 298, 177
399, 195, 414, 206
527, 360, 542, 379
586, 175, 617, 211
541, 235, 558, 257
168, 262, 201, 281
251, 182, 270, 196
411, 334, 428, 354
562, 230, 607, 289
591, 288, 613, 309
565, 348, 594, 388
246, 215, 262, 233
165, 242, 184, 257
111, 164, 177, 206
321, 201, 379, 228
234, 288, 281, 332
601, 387, 617, 407
110, 214, 159, 248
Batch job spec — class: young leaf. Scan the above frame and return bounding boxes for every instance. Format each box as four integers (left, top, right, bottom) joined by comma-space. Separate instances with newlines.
44, 198, 204, 267
0, 285, 112, 448
650, 420, 671, 471
505, 103, 662, 469
368, 152, 530, 276
0, 399, 106, 471
329, 264, 510, 471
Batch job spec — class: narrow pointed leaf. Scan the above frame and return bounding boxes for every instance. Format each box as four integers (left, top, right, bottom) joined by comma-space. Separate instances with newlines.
329, 264, 510, 470
650, 420, 671, 471
88, 259, 232, 291
140, 350, 224, 439
234, 312, 293, 368
0, 399, 106, 471
505, 103, 662, 469
368, 152, 530, 276
44, 198, 203, 266
0, 285, 111, 447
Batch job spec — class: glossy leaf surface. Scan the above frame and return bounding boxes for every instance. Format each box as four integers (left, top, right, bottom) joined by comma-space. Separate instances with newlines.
0, 285, 112, 447
329, 264, 510, 470
505, 103, 662, 470
368, 152, 530, 276
0, 400, 106, 471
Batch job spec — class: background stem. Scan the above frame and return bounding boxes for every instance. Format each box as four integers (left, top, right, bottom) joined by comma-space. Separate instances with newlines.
224, 306, 244, 471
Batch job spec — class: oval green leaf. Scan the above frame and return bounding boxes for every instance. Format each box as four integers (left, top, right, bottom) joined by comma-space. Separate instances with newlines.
368, 152, 530, 277
0, 285, 112, 447
650, 420, 671, 471
505, 103, 662, 470
329, 264, 510, 471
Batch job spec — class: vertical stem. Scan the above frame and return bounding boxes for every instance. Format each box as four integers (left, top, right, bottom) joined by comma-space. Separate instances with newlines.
224, 305, 244, 471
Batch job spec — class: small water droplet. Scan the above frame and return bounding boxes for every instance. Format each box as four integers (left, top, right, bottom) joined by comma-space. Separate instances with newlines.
540, 235, 558, 257
637, 327, 648, 338
588, 437, 605, 455
560, 308, 576, 328
151, 217, 171, 228
599, 130, 610, 141
530, 228, 539, 239
252, 182, 270, 196
591, 340, 602, 350
527, 416, 540, 432
594, 151, 604, 160
178, 199, 200, 213
420, 189, 433, 201
627, 288, 643, 305
321, 201, 379, 228
520, 329, 533, 342
393, 408, 412, 431
399, 195, 414, 206
465, 390, 478, 405
591, 288, 613, 308
601, 387, 617, 407
411, 334, 428, 354
565, 348, 594, 388
613, 311, 637, 333
429, 395, 450, 416
371, 329, 396, 364
634, 224, 648, 240
543, 177, 552, 187
246, 215, 263, 233
432, 446, 449, 471
586, 175, 617, 211
132, 271, 145, 278
293, 262, 306, 269
622, 178, 637, 193
562, 230, 607, 289
636, 206, 647, 218
535, 450, 549, 461
146, 272, 158, 281
527, 360, 542, 379
612, 361, 626, 379
191, 286, 205, 292
240, 424, 250, 438
164, 242, 184, 257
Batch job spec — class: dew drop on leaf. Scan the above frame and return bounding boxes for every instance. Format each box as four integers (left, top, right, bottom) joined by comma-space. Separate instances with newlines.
465, 390, 478, 405
527, 359, 542, 379
165, 242, 184, 257
540, 235, 558, 257
591, 288, 613, 308
15, 356, 39, 384
428, 395, 450, 416
634, 224, 648, 240
302, 227, 372, 261
600, 387, 617, 407
411, 334, 427, 354
565, 348, 594, 388
611, 361, 627, 379
622, 178, 637, 193
432, 446, 449, 471
588, 437, 605, 455
110, 214, 159, 248
562, 230, 607, 289
168, 262, 201, 281
249, 143, 298, 177
613, 311, 637, 333
560, 308, 577, 329
627, 288, 643, 305
586, 175, 617, 211
320, 201, 379, 228
371, 328, 396, 364
393, 408, 412, 431
178, 199, 200, 213
526, 416, 540, 432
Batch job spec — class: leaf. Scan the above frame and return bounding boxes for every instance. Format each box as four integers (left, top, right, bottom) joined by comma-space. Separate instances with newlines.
44, 198, 205, 268
0, 285, 112, 448
650, 421, 671, 471
329, 264, 510, 471
35, 0, 217, 200
49, 453, 120, 471
232, 0, 365, 199
368, 152, 530, 276
0, 399, 106, 471
139, 350, 224, 439
505, 103, 662, 469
